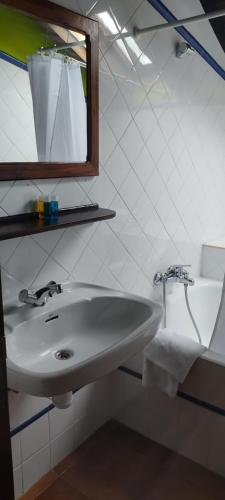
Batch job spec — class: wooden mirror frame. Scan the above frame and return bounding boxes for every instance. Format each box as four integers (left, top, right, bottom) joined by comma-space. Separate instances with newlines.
0, 0, 99, 180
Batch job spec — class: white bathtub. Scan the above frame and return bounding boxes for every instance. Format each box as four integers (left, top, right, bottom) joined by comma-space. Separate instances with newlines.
166, 277, 225, 367
123, 276, 225, 410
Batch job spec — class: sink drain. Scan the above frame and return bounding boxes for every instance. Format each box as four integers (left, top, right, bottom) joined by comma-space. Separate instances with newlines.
55, 349, 74, 360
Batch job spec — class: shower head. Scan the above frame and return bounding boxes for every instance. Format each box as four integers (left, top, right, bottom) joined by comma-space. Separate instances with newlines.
176, 42, 195, 58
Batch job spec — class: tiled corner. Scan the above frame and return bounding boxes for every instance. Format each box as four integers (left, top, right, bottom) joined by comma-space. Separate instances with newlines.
51, 423, 80, 468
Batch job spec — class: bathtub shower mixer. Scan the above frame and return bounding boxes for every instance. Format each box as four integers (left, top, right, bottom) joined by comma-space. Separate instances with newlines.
153, 265, 201, 344
153, 265, 194, 287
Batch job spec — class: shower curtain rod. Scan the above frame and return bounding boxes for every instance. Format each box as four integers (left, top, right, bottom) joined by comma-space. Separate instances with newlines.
38, 40, 87, 66
113, 8, 225, 39
39, 40, 86, 53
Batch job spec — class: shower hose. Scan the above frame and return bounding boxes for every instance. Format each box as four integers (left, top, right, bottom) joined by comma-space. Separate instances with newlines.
162, 281, 202, 344
184, 284, 202, 345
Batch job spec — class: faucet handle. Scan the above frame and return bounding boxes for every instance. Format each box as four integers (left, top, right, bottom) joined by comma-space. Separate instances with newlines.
171, 264, 191, 269
168, 264, 191, 278
46, 281, 62, 296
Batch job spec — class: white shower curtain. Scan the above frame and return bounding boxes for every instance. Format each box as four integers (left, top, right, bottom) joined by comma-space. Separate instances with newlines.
27, 54, 87, 162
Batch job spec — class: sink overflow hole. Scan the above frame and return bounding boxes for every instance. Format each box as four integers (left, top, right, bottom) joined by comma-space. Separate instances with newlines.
45, 314, 59, 323
55, 349, 74, 360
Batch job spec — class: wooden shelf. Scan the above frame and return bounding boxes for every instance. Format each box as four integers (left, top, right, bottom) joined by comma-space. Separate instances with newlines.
0, 207, 116, 241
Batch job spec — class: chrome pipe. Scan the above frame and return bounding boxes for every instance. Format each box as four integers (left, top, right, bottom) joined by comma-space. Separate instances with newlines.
114, 8, 225, 40
39, 41, 86, 53
163, 279, 167, 328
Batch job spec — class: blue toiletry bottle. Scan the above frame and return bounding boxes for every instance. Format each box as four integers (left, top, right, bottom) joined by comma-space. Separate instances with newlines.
50, 195, 59, 219
44, 195, 51, 219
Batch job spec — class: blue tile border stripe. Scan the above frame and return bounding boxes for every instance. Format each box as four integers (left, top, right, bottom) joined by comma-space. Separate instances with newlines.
0, 51, 27, 71
117, 365, 225, 417
118, 365, 142, 380
177, 390, 225, 417
9, 364, 225, 438
10, 403, 54, 437
146, 0, 225, 81
10, 386, 77, 437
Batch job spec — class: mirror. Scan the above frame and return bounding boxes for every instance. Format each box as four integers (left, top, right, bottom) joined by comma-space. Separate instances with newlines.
0, 0, 99, 180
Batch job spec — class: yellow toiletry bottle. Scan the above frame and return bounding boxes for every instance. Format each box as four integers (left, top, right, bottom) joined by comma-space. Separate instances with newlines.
35, 197, 45, 219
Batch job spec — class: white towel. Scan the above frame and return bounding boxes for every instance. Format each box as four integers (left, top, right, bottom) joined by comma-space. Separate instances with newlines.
142, 328, 206, 397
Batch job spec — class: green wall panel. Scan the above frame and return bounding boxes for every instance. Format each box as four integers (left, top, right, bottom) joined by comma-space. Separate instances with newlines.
0, 5, 87, 95
0, 5, 46, 63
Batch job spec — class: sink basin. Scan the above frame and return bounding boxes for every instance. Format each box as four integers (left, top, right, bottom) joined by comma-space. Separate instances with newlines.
5, 282, 162, 406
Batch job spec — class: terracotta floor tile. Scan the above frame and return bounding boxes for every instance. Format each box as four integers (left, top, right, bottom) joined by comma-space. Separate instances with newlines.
101, 444, 171, 499
37, 478, 89, 500
36, 421, 225, 500
61, 464, 131, 500
54, 421, 120, 478
67, 432, 171, 499
106, 422, 166, 456
137, 476, 218, 500
164, 454, 225, 500
54, 451, 79, 477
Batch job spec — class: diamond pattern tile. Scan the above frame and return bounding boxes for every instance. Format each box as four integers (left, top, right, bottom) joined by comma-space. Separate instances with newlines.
104, 91, 132, 141
4, 3, 225, 495
0, 0, 225, 341
73, 245, 102, 283
99, 116, 117, 164
5, 237, 48, 286
134, 97, 158, 142
119, 120, 144, 166
99, 58, 118, 114
104, 144, 131, 190
146, 122, 167, 165
52, 228, 86, 273
119, 169, 143, 212
1, 180, 40, 215
134, 149, 155, 191
116, 66, 146, 117
89, 169, 117, 207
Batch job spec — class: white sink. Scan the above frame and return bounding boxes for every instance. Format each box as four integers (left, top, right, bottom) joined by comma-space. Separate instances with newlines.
5, 282, 162, 408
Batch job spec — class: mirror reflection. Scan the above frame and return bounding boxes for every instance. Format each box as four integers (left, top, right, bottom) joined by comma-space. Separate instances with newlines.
0, 5, 87, 163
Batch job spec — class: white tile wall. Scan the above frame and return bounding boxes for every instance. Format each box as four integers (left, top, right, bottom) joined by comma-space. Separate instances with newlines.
2, 0, 225, 494
20, 414, 50, 462
10, 378, 111, 497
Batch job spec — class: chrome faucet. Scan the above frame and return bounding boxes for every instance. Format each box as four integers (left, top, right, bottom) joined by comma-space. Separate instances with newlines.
19, 281, 62, 307
154, 265, 194, 287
